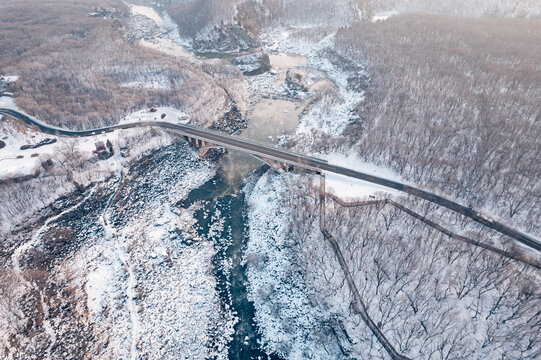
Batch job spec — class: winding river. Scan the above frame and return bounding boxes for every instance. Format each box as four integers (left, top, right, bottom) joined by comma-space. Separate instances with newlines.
182, 53, 311, 358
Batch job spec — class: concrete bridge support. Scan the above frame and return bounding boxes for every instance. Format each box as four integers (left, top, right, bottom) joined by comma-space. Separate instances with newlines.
261, 158, 295, 173
184, 136, 213, 158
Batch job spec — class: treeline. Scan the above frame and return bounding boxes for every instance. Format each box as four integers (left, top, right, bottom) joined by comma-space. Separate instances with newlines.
359, 0, 541, 19
333, 14, 541, 236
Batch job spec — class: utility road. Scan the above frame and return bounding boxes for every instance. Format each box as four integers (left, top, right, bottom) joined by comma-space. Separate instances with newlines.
1, 107, 540, 252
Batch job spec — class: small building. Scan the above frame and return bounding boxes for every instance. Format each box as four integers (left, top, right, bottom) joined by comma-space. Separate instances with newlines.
93, 139, 114, 160
93, 141, 106, 154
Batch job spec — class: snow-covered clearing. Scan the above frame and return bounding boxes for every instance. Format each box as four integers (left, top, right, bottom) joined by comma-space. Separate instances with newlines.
0, 135, 51, 181
320, 152, 402, 199
0, 118, 105, 181
0, 95, 16, 109
120, 106, 190, 124
0, 75, 18, 83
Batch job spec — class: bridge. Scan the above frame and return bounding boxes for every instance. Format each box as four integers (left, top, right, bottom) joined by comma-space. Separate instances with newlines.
1, 107, 540, 253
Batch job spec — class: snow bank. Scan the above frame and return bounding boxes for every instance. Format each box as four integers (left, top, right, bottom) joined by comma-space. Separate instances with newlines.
245, 173, 348, 359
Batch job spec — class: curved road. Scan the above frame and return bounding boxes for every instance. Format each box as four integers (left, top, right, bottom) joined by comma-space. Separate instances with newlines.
1, 107, 540, 253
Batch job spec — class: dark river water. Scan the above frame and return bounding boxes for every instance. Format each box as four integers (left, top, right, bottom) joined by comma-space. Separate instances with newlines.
189, 58, 305, 357
182, 166, 283, 360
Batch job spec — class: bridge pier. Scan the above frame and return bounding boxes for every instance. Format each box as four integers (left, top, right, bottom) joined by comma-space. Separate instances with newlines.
261, 158, 296, 173
199, 147, 210, 157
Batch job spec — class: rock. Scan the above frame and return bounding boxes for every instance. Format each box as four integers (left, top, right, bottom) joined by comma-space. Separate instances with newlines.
89, 6, 118, 19
211, 99, 246, 134
41, 158, 54, 169
192, 24, 258, 54
232, 51, 270, 76
285, 70, 308, 92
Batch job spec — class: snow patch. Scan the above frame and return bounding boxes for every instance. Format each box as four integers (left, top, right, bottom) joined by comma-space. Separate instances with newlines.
85, 260, 120, 314
372, 11, 398, 22
1, 75, 19, 83
119, 107, 190, 124
121, 77, 171, 90
138, 38, 194, 59
0, 96, 16, 109
245, 172, 344, 359
129, 4, 164, 27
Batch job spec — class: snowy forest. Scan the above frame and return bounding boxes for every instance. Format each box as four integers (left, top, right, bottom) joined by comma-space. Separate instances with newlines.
0, 0, 540, 359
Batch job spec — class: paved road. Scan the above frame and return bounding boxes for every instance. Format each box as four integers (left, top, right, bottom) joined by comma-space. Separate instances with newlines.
1, 107, 540, 253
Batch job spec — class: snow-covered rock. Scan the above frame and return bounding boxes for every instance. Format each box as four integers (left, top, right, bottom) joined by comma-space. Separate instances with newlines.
285, 69, 308, 92
232, 51, 271, 76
